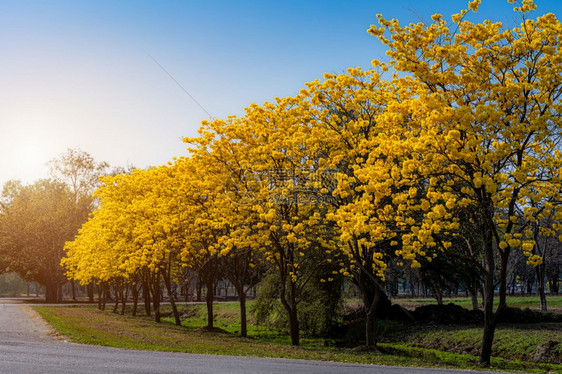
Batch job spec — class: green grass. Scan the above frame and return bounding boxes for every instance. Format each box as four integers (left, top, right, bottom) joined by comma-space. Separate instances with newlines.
393, 296, 562, 311
401, 323, 562, 364
33, 300, 562, 373
34, 304, 424, 366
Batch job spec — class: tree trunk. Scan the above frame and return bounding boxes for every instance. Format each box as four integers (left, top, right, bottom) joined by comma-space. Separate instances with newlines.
235, 286, 247, 337
97, 282, 103, 310
204, 279, 214, 329
132, 283, 139, 317
480, 302, 497, 368
365, 292, 379, 347
480, 232, 497, 367
498, 248, 510, 311
142, 281, 151, 317
57, 283, 63, 303
548, 270, 559, 296
510, 277, 516, 296
435, 289, 443, 305
163, 272, 181, 326
205, 288, 214, 329
288, 305, 299, 346
151, 274, 161, 323
355, 269, 391, 348
470, 290, 479, 311
536, 263, 547, 312
71, 280, 76, 301
87, 282, 95, 303
121, 282, 129, 315
101, 283, 108, 311
45, 281, 58, 303
112, 284, 119, 313
196, 276, 202, 302
279, 279, 299, 346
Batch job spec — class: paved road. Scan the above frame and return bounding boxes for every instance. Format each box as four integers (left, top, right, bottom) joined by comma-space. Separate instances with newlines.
0, 300, 506, 374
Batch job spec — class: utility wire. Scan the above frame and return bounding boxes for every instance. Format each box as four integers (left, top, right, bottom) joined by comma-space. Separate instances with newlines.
147, 53, 212, 118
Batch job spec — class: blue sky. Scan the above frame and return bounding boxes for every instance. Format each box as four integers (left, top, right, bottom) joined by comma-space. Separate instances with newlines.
1, 0, 561, 185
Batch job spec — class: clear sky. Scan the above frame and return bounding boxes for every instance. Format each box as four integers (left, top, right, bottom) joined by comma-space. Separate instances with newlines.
1, 0, 561, 186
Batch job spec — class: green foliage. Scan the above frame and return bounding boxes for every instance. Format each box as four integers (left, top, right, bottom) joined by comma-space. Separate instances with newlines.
0, 179, 73, 301
299, 263, 345, 336
251, 273, 285, 328
252, 269, 344, 337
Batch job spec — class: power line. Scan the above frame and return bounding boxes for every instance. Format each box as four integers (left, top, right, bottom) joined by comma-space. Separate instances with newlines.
147, 53, 212, 118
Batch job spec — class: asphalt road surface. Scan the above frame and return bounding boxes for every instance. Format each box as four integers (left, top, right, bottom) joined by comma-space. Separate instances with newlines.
0, 300, 507, 374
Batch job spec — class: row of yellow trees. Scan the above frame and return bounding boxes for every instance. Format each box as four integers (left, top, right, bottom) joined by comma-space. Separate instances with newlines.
63, 0, 562, 366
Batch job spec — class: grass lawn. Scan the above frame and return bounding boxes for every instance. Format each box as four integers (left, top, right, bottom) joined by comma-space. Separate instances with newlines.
393, 296, 562, 312
34, 304, 426, 366
33, 297, 562, 373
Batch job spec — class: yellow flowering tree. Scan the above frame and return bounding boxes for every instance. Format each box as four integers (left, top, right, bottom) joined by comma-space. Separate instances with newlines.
63, 169, 147, 314
189, 96, 339, 346
303, 68, 425, 347
171, 155, 230, 330
370, 0, 562, 365
126, 165, 190, 325
64, 166, 187, 322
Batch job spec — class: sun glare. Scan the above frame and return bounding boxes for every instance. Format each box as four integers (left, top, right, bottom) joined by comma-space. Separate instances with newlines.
2, 137, 53, 184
